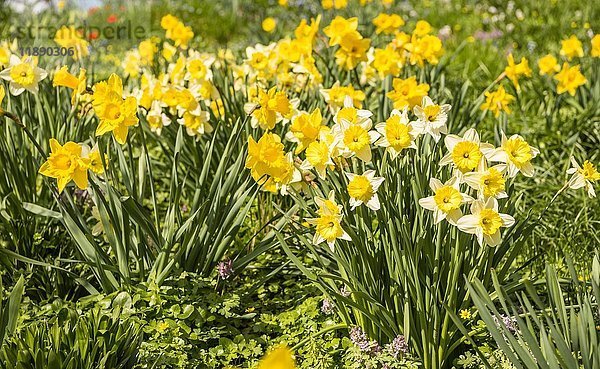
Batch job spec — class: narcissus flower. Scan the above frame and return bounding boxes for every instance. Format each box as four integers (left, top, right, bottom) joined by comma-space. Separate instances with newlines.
54, 26, 89, 60
0, 55, 47, 95
92, 74, 139, 144
440, 128, 492, 175
483, 132, 538, 178
53, 66, 88, 105
504, 54, 531, 91
245, 87, 293, 130
372, 13, 404, 34
463, 165, 508, 199
554, 63, 586, 96
323, 16, 358, 46
405, 34, 444, 66
411, 96, 451, 142
457, 198, 515, 247
413, 20, 432, 36
320, 82, 365, 111
0, 84, 5, 114
537, 54, 560, 76
177, 109, 213, 138
375, 108, 417, 159
560, 35, 584, 60
480, 86, 515, 117
39, 139, 89, 192
308, 191, 351, 250
346, 170, 384, 211
335, 31, 370, 70
419, 177, 473, 225
300, 139, 335, 179
567, 157, 600, 198
246, 133, 300, 194
592, 35, 600, 58
286, 108, 325, 153
386, 77, 430, 110
257, 345, 296, 369
322, 0, 348, 10
332, 99, 378, 162
372, 45, 402, 78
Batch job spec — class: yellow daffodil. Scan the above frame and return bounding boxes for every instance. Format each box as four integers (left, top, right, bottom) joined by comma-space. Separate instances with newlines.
335, 31, 370, 70
419, 177, 473, 225
480, 86, 515, 117
554, 63, 586, 96
0, 84, 5, 114
463, 165, 508, 200
405, 34, 444, 67
177, 109, 213, 138
0, 55, 47, 95
322, 0, 348, 10
560, 35, 584, 60
372, 45, 402, 78
53, 66, 88, 105
567, 157, 600, 198
146, 101, 171, 135
332, 98, 378, 162
386, 76, 430, 110
457, 198, 515, 247
92, 74, 139, 144
592, 35, 600, 57
373, 13, 404, 34
413, 20, 432, 36
375, 108, 417, 159
440, 128, 493, 175
482, 132, 539, 178
286, 108, 325, 153
411, 96, 451, 142
245, 87, 294, 130
246, 133, 300, 194
54, 26, 89, 60
320, 82, 365, 112
537, 54, 560, 76
346, 170, 385, 211
39, 139, 89, 192
308, 191, 351, 250
323, 16, 358, 46
504, 54, 531, 91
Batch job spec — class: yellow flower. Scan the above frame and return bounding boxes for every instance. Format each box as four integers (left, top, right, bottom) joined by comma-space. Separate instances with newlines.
54, 26, 89, 60
537, 55, 560, 76
335, 31, 370, 70
567, 157, 600, 198
286, 108, 324, 153
320, 82, 365, 111
246, 133, 300, 194
138, 39, 157, 66
346, 170, 384, 211
412, 96, 451, 142
322, 0, 348, 9
419, 177, 472, 225
405, 34, 444, 67
592, 35, 600, 58
440, 129, 491, 174
504, 54, 532, 91
39, 139, 89, 192
178, 110, 213, 138
463, 165, 508, 200
308, 191, 350, 249
372, 45, 402, 78
413, 20, 432, 36
279, 0, 288, 6
386, 77, 430, 110
323, 16, 358, 46
258, 346, 296, 369
262, 17, 277, 33
0, 55, 47, 95
459, 310, 472, 319
457, 198, 515, 247
560, 35, 584, 60
246, 87, 293, 130
0, 84, 5, 114
554, 63, 586, 96
483, 132, 539, 178
93, 74, 139, 144
53, 66, 88, 105
165, 20, 194, 49
160, 14, 180, 31
375, 109, 417, 159
373, 13, 405, 34
480, 86, 515, 117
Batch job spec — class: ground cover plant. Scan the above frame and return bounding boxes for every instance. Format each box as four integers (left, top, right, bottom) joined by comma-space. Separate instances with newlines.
0, 0, 599, 368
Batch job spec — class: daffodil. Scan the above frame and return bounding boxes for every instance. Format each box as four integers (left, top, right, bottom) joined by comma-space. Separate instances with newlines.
177, 109, 213, 138
93, 74, 139, 144
334, 31, 370, 70
418, 177, 473, 225
246, 133, 300, 194
504, 54, 531, 91
538, 54, 560, 76
346, 170, 384, 211
482, 132, 538, 178
480, 86, 515, 117
411, 96, 451, 142
386, 77, 430, 110
567, 157, 600, 198
146, 100, 171, 135
592, 35, 600, 58
307, 191, 351, 250
245, 87, 294, 130
372, 13, 404, 34
457, 198, 515, 247
560, 35, 584, 60
463, 165, 508, 199
332, 99, 379, 162
375, 108, 417, 159
39, 139, 89, 192
320, 82, 365, 112
405, 34, 444, 67
262, 17, 277, 33
300, 140, 335, 179
413, 20, 432, 36
286, 108, 325, 153
372, 45, 402, 78
0, 55, 47, 95
54, 26, 89, 60
323, 16, 358, 46
554, 63, 586, 96
53, 66, 88, 105
440, 128, 493, 175
0, 84, 5, 115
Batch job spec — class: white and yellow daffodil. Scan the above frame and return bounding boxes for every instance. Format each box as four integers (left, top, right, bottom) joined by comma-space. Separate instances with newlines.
419, 177, 473, 225
0, 55, 47, 95
482, 132, 538, 178
411, 96, 451, 142
457, 198, 515, 247
346, 170, 385, 211
566, 157, 600, 198
463, 164, 508, 200
440, 128, 493, 177
375, 108, 418, 159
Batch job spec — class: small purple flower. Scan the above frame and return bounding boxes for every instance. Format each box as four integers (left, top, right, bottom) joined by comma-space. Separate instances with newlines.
494, 314, 518, 334
386, 334, 409, 358
349, 326, 380, 355
321, 298, 335, 315
217, 259, 234, 279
